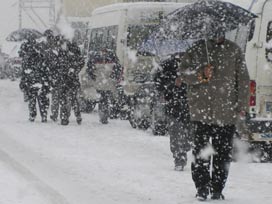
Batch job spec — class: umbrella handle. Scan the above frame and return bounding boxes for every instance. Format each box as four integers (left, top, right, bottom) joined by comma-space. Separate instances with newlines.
198, 64, 213, 83
205, 39, 210, 65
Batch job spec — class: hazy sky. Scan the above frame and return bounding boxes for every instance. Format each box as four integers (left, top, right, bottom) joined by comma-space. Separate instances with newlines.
0, 0, 51, 46
0, 0, 18, 45
0, 0, 252, 46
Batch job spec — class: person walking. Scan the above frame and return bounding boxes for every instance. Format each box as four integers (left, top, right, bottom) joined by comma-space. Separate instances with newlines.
175, 31, 250, 200
49, 34, 64, 122
19, 35, 50, 122
154, 54, 191, 171
87, 48, 122, 124
56, 38, 83, 125
65, 40, 85, 125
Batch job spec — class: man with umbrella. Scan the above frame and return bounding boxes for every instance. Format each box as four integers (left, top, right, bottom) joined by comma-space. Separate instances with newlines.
166, 0, 255, 201
176, 27, 250, 200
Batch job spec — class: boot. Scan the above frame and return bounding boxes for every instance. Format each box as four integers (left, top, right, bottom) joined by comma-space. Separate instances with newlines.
211, 192, 225, 200
41, 117, 47, 123
29, 116, 35, 122
50, 115, 57, 122
195, 187, 209, 201
61, 120, 69, 126
76, 117, 82, 125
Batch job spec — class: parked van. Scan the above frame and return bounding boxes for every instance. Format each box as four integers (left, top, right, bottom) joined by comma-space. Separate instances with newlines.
80, 2, 189, 133
237, 0, 272, 161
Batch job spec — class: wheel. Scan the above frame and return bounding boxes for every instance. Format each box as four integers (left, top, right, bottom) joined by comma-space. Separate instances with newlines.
85, 100, 96, 113
128, 97, 151, 130
248, 142, 268, 162
151, 103, 167, 136
152, 121, 167, 136
137, 118, 150, 130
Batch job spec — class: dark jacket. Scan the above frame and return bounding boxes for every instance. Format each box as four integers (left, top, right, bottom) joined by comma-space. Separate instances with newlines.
178, 39, 250, 125
66, 42, 84, 90
154, 56, 190, 123
19, 39, 50, 94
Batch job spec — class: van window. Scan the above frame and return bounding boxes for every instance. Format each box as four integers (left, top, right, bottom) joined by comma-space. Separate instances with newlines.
266, 21, 272, 62
89, 25, 118, 52
127, 24, 157, 50
248, 20, 255, 42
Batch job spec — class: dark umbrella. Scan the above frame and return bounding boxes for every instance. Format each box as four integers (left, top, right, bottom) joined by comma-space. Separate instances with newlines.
140, 0, 256, 61
159, 0, 257, 40
6, 28, 42, 42
138, 37, 194, 59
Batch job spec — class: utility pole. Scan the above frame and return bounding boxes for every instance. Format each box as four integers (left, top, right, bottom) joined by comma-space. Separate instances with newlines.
18, 0, 56, 30
19, 0, 22, 29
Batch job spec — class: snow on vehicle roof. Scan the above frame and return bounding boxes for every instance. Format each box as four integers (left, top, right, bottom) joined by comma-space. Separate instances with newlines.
249, 0, 272, 14
92, 2, 190, 15
226, 0, 271, 15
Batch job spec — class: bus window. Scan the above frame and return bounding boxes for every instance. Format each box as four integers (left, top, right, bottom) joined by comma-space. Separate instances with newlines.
106, 26, 118, 51
89, 26, 118, 52
266, 21, 272, 62
127, 24, 156, 50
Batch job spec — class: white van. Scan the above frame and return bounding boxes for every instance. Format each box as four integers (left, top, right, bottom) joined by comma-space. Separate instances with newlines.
80, 2, 189, 133
238, 0, 272, 160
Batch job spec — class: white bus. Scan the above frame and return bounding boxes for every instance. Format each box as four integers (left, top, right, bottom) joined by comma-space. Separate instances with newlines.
80, 2, 189, 133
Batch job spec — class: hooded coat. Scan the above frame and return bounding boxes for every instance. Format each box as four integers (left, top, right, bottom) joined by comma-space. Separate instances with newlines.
178, 39, 250, 125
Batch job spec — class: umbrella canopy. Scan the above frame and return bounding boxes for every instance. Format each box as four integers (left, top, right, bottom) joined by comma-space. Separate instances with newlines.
138, 37, 194, 59
139, 0, 256, 59
158, 0, 257, 40
6, 28, 42, 42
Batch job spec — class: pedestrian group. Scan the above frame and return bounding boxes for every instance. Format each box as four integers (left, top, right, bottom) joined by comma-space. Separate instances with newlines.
19, 29, 85, 125
18, 28, 250, 201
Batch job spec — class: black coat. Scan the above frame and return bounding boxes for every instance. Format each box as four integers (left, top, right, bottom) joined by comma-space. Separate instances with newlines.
154, 57, 190, 123
56, 42, 84, 92
19, 40, 50, 94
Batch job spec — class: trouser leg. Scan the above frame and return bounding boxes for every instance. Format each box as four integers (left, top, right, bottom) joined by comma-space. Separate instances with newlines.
98, 91, 109, 123
191, 122, 211, 191
28, 92, 37, 120
51, 87, 60, 119
168, 117, 190, 167
71, 89, 81, 119
60, 89, 69, 124
38, 90, 49, 121
210, 125, 235, 194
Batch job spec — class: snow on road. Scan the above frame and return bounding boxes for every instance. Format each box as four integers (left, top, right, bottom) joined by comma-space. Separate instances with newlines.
0, 79, 272, 204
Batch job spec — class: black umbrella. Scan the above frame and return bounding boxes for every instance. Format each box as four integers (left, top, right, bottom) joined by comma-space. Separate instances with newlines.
157, 0, 257, 40
138, 37, 194, 58
139, 0, 257, 61
6, 28, 42, 42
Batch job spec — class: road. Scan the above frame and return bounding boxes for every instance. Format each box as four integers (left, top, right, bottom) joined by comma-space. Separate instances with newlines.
0, 79, 272, 204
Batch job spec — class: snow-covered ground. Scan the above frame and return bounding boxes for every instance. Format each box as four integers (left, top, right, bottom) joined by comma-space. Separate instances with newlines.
0, 79, 272, 204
